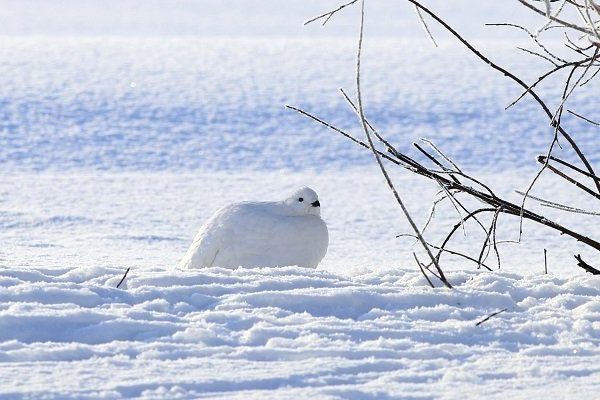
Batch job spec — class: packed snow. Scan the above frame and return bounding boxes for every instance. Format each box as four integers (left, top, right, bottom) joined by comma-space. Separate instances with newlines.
2, 0, 600, 398
1, 265, 600, 399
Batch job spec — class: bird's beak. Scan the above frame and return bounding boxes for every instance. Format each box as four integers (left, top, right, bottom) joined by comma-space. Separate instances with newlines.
311, 200, 320, 207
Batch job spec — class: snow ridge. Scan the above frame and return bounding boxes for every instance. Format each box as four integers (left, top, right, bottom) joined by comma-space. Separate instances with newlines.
1, 266, 599, 398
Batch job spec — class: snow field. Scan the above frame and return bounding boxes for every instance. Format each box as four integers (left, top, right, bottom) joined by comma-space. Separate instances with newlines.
1, 265, 599, 398
1, 37, 598, 173
2, 170, 598, 277
1, 168, 599, 397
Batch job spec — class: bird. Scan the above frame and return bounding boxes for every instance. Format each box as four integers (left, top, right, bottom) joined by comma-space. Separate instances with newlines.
179, 186, 329, 269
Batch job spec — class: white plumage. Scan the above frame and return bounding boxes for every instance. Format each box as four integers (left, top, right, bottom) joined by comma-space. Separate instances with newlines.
179, 187, 329, 269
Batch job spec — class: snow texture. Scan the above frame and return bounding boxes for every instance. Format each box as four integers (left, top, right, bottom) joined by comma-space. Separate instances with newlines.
2, 170, 600, 398
0, 37, 598, 173
1, 266, 600, 399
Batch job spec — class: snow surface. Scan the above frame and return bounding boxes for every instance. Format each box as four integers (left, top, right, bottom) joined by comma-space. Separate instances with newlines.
1, 37, 598, 172
2, 0, 600, 398
1, 265, 600, 399
2, 170, 600, 398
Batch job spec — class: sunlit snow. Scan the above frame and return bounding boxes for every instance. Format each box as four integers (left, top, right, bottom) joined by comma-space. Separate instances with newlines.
1, 1, 600, 399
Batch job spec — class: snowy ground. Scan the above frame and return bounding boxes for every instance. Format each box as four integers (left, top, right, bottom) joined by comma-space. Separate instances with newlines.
2, 169, 600, 398
2, 1, 600, 398
2, 265, 600, 399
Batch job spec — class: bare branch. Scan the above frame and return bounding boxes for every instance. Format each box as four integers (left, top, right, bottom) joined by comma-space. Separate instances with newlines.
414, 5, 438, 47
487, 22, 568, 64
405, 0, 600, 195
567, 108, 600, 125
575, 254, 600, 274
304, 0, 359, 26
289, 104, 600, 253
517, 0, 595, 35
414, 253, 435, 288
353, 0, 451, 288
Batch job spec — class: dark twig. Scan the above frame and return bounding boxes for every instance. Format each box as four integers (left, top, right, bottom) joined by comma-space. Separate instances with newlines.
353, 0, 451, 288
404, 0, 600, 195
414, 253, 435, 288
518, 62, 580, 238
486, 22, 568, 64
517, 46, 560, 65
550, 48, 600, 123
288, 105, 600, 253
285, 105, 413, 169
575, 254, 600, 274
475, 308, 508, 326
579, 64, 600, 86
304, 0, 359, 26
517, 0, 594, 35
397, 233, 495, 272
490, 208, 503, 269
544, 163, 600, 200
505, 55, 596, 110
116, 267, 131, 289
539, 155, 600, 182
414, 143, 497, 197
567, 109, 600, 126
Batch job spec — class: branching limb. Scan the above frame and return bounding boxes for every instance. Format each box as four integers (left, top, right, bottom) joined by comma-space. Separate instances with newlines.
404, 0, 600, 195
304, 0, 360, 26
476, 208, 503, 270
517, 0, 595, 35
288, 104, 600, 254
397, 234, 495, 271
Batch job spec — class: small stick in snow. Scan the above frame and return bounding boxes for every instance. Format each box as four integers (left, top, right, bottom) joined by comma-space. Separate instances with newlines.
544, 249, 548, 274
475, 308, 508, 327
116, 267, 131, 289
414, 252, 435, 288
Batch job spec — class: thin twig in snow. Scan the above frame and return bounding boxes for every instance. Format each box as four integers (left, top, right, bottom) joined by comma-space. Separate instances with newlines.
475, 308, 508, 326
414, 253, 435, 288
116, 267, 131, 289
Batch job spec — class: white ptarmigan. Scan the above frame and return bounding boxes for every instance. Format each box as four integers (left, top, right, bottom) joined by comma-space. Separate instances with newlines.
179, 187, 329, 269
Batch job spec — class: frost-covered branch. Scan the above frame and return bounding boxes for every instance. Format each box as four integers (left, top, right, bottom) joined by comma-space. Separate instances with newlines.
290, 0, 600, 276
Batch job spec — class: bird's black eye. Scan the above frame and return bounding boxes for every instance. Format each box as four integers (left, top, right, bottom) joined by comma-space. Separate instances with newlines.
298, 197, 304, 202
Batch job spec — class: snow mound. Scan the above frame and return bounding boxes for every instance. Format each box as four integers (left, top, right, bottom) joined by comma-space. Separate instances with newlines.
1, 266, 599, 398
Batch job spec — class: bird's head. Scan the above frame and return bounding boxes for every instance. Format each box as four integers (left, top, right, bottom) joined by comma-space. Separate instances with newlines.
284, 186, 321, 216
